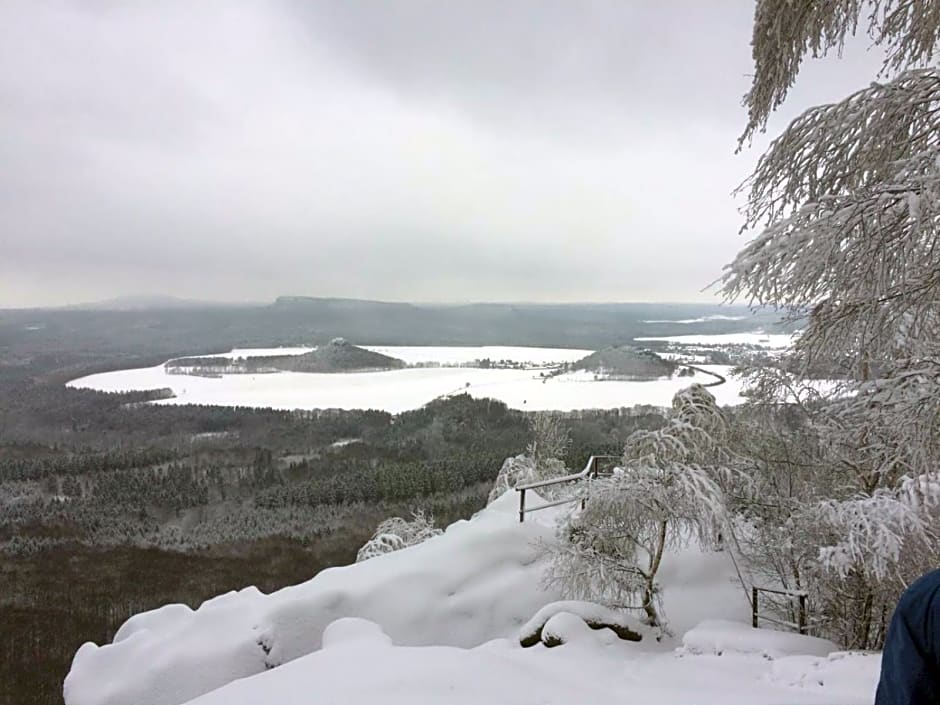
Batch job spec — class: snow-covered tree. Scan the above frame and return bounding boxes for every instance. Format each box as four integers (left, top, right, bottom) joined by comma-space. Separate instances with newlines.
740, 0, 940, 142
488, 454, 537, 504
722, 0, 940, 648
526, 412, 570, 475
544, 385, 736, 631
488, 412, 569, 504
355, 511, 442, 562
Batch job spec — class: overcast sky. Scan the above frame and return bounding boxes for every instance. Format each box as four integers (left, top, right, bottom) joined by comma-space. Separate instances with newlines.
0, 1, 882, 307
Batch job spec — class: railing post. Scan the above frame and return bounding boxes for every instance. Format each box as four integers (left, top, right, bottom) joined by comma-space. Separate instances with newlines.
752, 587, 759, 629
798, 593, 807, 635
518, 488, 526, 523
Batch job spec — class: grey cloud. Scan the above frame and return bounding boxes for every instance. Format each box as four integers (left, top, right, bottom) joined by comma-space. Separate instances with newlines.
0, 0, 882, 307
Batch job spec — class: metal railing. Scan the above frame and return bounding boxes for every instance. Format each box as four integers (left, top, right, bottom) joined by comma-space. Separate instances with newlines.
752, 586, 808, 634
515, 455, 619, 523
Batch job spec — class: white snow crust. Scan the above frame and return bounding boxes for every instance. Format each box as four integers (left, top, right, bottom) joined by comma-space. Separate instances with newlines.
64, 488, 881, 705
681, 619, 838, 658
175, 620, 878, 705
64, 492, 561, 705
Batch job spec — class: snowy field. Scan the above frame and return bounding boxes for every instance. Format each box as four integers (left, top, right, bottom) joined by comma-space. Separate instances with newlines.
68, 344, 746, 412
64, 492, 879, 705
635, 332, 796, 348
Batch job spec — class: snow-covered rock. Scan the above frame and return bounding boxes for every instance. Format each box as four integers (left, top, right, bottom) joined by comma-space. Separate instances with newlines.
64, 491, 561, 705
519, 600, 644, 646
540, 611, 600, 646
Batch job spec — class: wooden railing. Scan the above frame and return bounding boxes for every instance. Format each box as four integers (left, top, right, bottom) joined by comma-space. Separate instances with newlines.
752, 586, 809, 634
515, 455, 619, 523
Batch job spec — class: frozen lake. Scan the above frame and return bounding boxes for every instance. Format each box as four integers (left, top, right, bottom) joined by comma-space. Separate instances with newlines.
68, 345, 749, 413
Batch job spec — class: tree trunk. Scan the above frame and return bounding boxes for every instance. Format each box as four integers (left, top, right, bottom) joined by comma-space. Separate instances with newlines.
642, 521, 668, 626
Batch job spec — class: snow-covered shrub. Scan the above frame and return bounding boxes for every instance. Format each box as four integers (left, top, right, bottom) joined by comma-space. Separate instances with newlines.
726, 398, 940, 649
526, 411, 570, 470
488, 412, 569, 504
356, 511, 442, 562
488, 454, 536, 504
487, 454, 567, 504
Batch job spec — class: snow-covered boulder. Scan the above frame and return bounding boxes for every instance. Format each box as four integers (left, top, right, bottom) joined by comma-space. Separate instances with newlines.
64, 491, 561, 705
680, 620, 838, 658
355, 511, 442, 562
519, 600, 644, 647
540, 611, 596, 647
320, 617, 392, 649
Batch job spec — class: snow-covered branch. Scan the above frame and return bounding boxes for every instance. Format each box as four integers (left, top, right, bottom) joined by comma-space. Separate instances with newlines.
742, 1, 940, 139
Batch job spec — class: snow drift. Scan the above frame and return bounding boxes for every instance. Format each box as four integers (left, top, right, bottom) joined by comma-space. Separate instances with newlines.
174, 617, 879, 705
64, 492, 560, 705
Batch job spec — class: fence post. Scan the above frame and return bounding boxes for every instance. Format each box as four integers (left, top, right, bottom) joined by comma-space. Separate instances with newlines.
752, 587, 759, 629
518, 488, 526, 523
798, 593, 807, 635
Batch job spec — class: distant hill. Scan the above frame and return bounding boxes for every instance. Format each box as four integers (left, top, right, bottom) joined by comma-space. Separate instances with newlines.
64, 295, 252, 311
1, 296, 797, 364
258, 338, 405, 373
167, 339, 405, 375
571, 346, 676, 380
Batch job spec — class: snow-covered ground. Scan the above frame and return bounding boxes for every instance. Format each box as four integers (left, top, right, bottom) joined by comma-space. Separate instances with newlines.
68, 346, 746, 412
64, 492, 880, 705
635, 332, 796, 348
68, 364, 743, 412
642, 315, 749, 324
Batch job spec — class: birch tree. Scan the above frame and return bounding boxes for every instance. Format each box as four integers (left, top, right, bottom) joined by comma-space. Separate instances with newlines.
723, 0, 940, 647
544, 385, 735, 631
